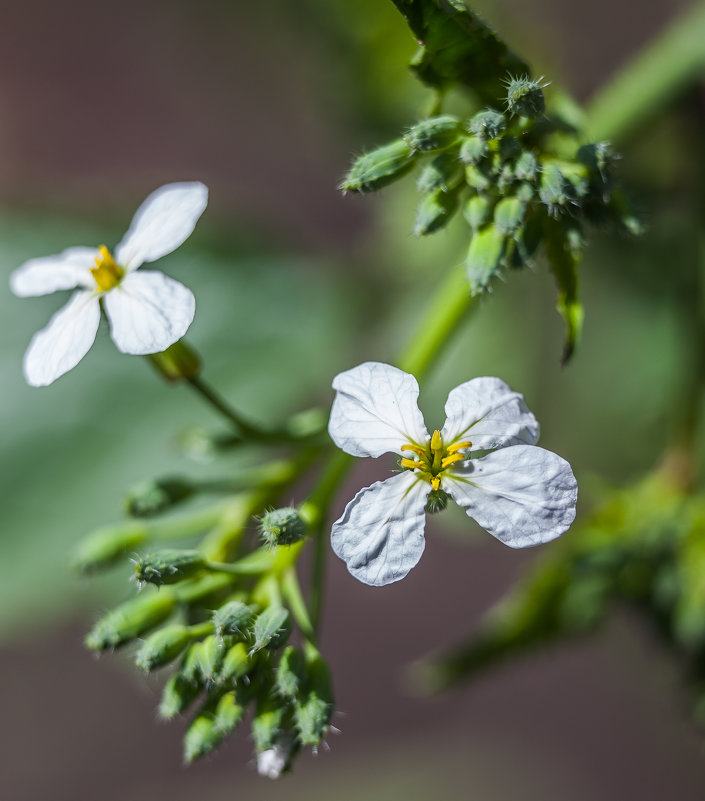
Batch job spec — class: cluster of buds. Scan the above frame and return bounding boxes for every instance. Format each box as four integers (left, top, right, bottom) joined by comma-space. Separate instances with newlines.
77, 498, 333, 777
340, 76, 639, 357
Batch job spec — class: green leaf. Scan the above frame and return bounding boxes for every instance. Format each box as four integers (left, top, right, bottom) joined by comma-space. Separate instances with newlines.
390, 0, 530, 101
544, 218, 584, 365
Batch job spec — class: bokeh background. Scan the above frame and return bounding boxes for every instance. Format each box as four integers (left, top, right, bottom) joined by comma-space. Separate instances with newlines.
1, 0, 704, 799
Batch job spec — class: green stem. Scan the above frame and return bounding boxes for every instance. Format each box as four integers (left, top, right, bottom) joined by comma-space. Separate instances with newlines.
282, 568, 316, 643
585, 1, 705, 142
187, 375, 270, 439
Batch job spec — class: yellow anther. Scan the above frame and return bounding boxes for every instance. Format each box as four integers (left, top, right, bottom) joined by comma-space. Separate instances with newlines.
91, 245, 124, 291
401, 443, 426, 458
441, 453, 466, 469
401, 458, 422, 471
447, 440, 472, 455
431, 476, 441, 491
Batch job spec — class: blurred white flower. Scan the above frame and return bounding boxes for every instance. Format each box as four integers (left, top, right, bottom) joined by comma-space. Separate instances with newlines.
10, 182, 208, 386
256, 734, 296, 779
328, 361, 578, 586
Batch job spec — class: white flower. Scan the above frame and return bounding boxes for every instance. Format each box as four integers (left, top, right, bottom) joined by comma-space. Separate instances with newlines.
10, 182, 208, 386
256, 734, 296, 779
328, 361, 578, 586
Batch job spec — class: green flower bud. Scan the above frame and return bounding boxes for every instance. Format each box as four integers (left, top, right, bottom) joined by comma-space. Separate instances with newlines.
197, 634, 231, 682
146, 340, 202, 383
339, 139, 416, 193
514, 151, 539, 182
413, 188, 459, 237
465, 163, 492, 191
135, 624, 194, 672
463, 195, 493, 231
505, 76, 546, 119
125, 477, 195, 518
218, 641, 250, 684
425, 489, 450, 514
159, 672, 201, 719
458, 135, 487, 165
86, 589, 176, 650
252, 606, 291, 653
539, 163, 572, 214
213, 600, 257, 639
507, 212, 544, 269
180, 640, 207, 683
72, 521, 148, 574
294, 654, 334, 748
183, 691, 244, 763
466, 225, 506, 294
214, 690, 246, 735
494, 196, 526, 236
252, 691, 288, 753
416, 153, 462, 193
402, 115, 462, 152
577, 141, 615, 182
259, 507, 307, 548
133, 549, 206, 587
276, 646, 306, 699
468, 109, 506, 140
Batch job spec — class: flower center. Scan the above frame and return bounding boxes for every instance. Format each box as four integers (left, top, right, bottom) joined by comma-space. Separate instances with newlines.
91, 245, 124, 291
400, 429, 472, 490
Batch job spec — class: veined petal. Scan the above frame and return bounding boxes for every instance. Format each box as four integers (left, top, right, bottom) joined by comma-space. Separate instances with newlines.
445, 445, 577, 548
115, 182, 208, 271
331, 471, 430, 586
441, 376, 539, 451
329, 362, 429, 458
23, 291, 100, 386
10, 247, 97, 297
103, 271, 195, 355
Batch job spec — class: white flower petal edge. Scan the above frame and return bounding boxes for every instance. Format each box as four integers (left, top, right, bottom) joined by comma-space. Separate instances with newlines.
23, 291, 101, 386
328, 362, 429, 458
115, 182, 208, 271
331, 471, 430, 586
444, 444, 577, 548
103, 271, 196, 355
440, 376, 540, 450
10, 247, 97, 297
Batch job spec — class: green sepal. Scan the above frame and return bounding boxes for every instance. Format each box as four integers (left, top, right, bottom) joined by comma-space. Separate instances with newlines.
414, 187, 460, 236
402, 115, 462, 153
218, 641, 250, 684
184, 690, 245, 763
133, 549, 206, 587
276, 646, 306, 699
294, 654, 334, 747
494, 196, 526, 236
125, 477, 195, 518
340, 139, 416, 193
425, 489, 450, 514
135, 624, 194, 672
458, 135, 487, 165
416, 153, 463, 193
212, 600, 257, 639
464, 163, 492, 191
514, 151, 539, 182
146, 340, 201, 383
72, 521, 148, 574
544, 217, 584, 365
252, 688, 288, 753
85, 589, 176, 650
251, 606, 292, 653
465, 224, 506, 294
463, 194, 492, 231
197, 634, 232, 682
159, 671, 202, 719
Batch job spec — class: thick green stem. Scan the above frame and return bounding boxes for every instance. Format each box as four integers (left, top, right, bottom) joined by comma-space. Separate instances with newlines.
586, 1, 705, 142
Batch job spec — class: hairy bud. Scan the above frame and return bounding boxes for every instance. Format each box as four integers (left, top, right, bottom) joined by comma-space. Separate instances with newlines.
402, 115, 462, 152
86, 590, 176, 650
339, 139, 416, 193
505, 76, 546, 119
125, 477, 195, 518
133, 549, 206, 587
259, 507, 307, 548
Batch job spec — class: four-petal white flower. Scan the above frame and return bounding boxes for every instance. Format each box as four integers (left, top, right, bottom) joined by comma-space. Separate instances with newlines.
10, 181, 208, 386
329, 361, 578, 586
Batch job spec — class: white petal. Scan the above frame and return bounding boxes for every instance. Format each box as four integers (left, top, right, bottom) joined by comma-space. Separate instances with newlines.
103, 271, 195, 355
331, 471, 430, 586
114, 182, 208, 270
441, 376, 539, 451
445, 445, 577, 548
328, 362, 429, 458
10, 247, 97, 297
23, 291, 100, 386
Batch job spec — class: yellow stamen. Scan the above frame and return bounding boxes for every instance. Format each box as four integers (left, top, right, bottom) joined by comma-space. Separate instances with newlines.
401, 458, 422, 471
430, 429, 443, 472
441, 453, 466, 469
91, 245, 124, 291
447, 440, 472, 454
431, 476, 441, 491
401, 443, 426, 458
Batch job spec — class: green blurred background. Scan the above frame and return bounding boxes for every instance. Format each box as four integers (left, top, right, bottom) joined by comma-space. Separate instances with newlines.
1, 0, 704, 798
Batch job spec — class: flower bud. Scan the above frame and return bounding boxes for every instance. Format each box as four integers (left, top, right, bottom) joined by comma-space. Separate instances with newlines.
458, 135, 487, 165
218, 641, 250, 684
257, 733, 297, 780
494, 196, 526, 236
539, 163, 572, 214
294, 654, 334, 747
577, 141, 615, 182
133, 549, 206, 587
514, 151, 538, 182
146, 340, 201, 383
413, 188, 459, 237
125, 477, 195, 518
339, 139, 416, 193
468, 109, 506, 140
402, 115, 462, 152
252, 606, 291, 653
505, 76, 546, 119
197, 634, 231, 682
425, 489, 449, 514
252, 691, 288, 753
213, 600, 257, 638
159, 672, 201, 719
465, 163, 492, 191
416, 153, 462, 193
135, 624, 193, 672
72, 521, 148, 574
465, 225, 506, 294
463, 195, 493, 231
86, 589, 176, 650
183, 691, 244, 763
259, 508, 307, 548
276, 646, 306, 698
